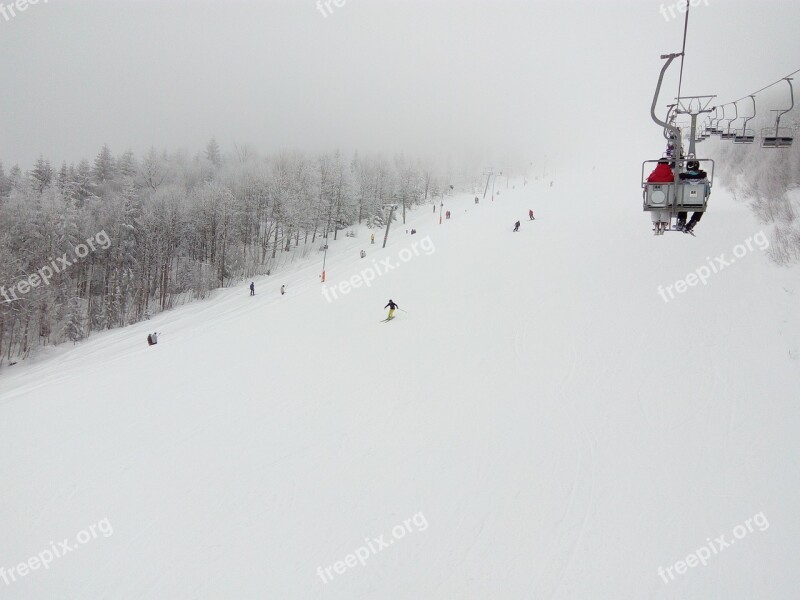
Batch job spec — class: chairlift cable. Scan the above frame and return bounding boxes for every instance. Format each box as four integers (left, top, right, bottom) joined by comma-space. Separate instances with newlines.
675, 5, 691, 107
718, 67, 800, 106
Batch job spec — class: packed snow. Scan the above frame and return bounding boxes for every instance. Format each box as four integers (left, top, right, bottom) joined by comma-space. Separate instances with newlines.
1, 174, 799, 598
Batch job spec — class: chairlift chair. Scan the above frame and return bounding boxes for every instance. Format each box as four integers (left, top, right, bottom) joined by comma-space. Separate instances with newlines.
734, 96, 756, 144
720, 103, 738, 140
761, 78, 794, 148
642, 157, 715, 214
644, 53, 715, 235
708, 107, 723, 135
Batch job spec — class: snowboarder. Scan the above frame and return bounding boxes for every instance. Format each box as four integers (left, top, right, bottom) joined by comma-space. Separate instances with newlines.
147, 332, 159, 346
371, 233, 375, 244
281, 285, 286, 296
513, 221, 521, 232
384, 299, 399, 320
528, 209, 535, 220
250, 282, 255, 296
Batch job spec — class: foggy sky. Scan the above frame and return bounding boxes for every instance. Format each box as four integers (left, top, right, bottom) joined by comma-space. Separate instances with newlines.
1, 0, 798, 171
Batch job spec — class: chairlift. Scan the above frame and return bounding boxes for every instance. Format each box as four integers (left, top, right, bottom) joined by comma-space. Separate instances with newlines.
708, 107, 723, 135
720, 103, 738, 140
643, 157, 714, 212
762, 78, 794, 148
699, 118, 711, 139
643, 53, 715, 235
733, 95, 756, 144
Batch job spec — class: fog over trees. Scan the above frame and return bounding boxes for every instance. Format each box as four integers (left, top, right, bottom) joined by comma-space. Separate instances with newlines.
0, 141, 479, 363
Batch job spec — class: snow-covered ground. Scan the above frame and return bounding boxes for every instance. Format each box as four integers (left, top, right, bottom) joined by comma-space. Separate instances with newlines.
1, 175, 799, 598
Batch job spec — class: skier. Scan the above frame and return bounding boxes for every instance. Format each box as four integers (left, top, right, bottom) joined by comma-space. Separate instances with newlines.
371, 233, 375, 244
281, 285, 286, 296
384, 299, 399, 320
250, 282, 255, 296
513, 221, 521, 232
528, 209, 535, 220
360, 250, 366, 258
475, 196, 479, 204
147, 332, 159, 346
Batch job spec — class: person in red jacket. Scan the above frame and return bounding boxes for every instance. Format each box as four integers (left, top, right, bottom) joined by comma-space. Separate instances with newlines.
647, 159, 674, 183
646, 159, 674, 234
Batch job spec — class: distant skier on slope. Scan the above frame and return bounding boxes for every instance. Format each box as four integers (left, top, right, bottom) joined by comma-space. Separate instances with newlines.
281, 285, 286, 296
384, 299, 399, 320
250, 282, 255, 296
513, 221, 521, 232
147, 332, 159, 346
528, 209, 535, 220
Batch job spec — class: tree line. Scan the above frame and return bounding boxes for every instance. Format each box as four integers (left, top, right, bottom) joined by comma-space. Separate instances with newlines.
0, 140, 476, 366
712, 130, 800, 265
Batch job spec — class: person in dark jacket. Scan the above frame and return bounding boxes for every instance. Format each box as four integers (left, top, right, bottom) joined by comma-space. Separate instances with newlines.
147, 332, 159, 346
384, 299, 399, 320
676, 160, 708, 232
250, 282, 255, 296
513, 221, 521, 232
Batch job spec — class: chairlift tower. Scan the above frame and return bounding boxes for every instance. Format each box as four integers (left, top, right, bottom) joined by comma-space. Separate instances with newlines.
482, 168, 494, 200
382, 203, 398, 249
675, 95, 715, 158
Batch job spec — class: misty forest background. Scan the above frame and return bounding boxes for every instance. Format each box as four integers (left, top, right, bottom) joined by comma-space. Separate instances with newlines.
0, 132, 799, 366
0, 141, 481, 365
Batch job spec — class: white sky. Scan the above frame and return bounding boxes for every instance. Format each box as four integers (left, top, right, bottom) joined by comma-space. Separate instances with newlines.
0, 0, 798, 170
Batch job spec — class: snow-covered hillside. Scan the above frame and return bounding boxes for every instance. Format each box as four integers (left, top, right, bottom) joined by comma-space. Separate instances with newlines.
1, 176, 799, 599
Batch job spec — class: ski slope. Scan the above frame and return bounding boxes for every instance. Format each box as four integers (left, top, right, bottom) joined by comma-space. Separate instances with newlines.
1, 174, 799, 599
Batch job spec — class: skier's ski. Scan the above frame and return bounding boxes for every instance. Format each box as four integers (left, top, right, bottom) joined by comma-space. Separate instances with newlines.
380, 317, 395, 323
